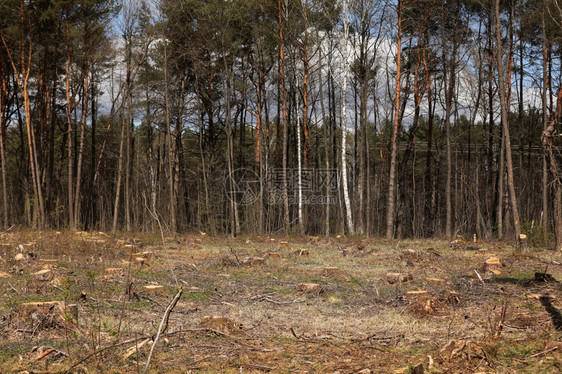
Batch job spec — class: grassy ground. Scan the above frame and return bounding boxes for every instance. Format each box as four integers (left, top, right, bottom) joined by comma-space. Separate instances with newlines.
1, 231, 562, 373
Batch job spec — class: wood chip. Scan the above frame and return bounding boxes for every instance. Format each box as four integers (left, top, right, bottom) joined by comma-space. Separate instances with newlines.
123, 338, 151, 360
425, 277, 446, 283
406, 290, 428, 297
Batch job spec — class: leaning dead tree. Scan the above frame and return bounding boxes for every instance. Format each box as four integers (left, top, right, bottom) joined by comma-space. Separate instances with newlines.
541, 89, 562, 251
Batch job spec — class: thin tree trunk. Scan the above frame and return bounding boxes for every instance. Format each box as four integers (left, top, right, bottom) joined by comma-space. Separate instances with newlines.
316, 33, 330, 237
64, 19, 74, 228
278, 0, 290, 233
495, 0, 522, 250
442, 3, 459, 239
541, 90, 562, 250
74, 40, 89, 230
163, 41, 176, 234
0, 71, 7, 229
541, 12, 549, 232
112, 118, 125, 236
297, 86, 303, 235
386, 0, 402, 239
341, 0, 354, 235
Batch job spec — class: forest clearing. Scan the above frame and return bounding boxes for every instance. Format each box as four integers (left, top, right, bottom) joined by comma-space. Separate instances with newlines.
2, 0, 562, 372
1, 231, 562, 373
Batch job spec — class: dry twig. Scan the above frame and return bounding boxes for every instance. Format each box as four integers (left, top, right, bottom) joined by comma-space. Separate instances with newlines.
142, 287, 183, 374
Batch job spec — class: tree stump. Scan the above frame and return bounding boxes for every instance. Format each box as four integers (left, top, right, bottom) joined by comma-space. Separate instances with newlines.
519, 234, 528, 254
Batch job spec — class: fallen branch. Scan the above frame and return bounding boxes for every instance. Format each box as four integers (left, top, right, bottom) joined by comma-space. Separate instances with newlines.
63, 326, 269, 373
494, 299, 508, 339
229, 246, 241, 265
246, 363, 277, 371
143, 287, 183, 374
290, 327, 304, 340
33, 348, 56, 361
524, 346, 558, 359
249, 294, 306, 305
63, 332, 179, 373
7, 282, 20, 294
351, 332, 404, 343
123, 338, 151, 360
135, 292, 164, 308
474, 269, 485, 286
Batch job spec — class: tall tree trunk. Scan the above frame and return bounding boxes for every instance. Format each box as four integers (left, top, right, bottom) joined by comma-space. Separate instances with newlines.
64, 19, 74, 229
278, 0, 290, 233
296, 86, 304, 235
341, 0, 354, 235
498, 4, 515, 239
163, 41, 176, 234
0, 69, 7, 228
541, 11, 549, 233
301, 35, 310, 233
1, 17, 45, 227
112, 117, 125, 236
541, 89, 562, 250
74, 31, 89, 230
316, 33, 330, 237
386, 0, 402, 239
442, 2, 459, 239
495, 0, 522, 250
423, 30, 434, 237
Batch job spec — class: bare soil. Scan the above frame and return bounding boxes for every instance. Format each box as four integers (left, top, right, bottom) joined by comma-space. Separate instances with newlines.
1, 231, 562, 373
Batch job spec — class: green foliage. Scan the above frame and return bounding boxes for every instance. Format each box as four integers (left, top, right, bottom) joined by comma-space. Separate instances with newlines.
522, 220, 553, 248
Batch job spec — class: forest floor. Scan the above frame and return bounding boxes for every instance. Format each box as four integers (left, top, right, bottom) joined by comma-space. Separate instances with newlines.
1, 231, 562, 373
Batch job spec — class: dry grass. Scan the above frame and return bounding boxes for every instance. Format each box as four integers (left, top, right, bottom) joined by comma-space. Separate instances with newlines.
1, 231, 562, 373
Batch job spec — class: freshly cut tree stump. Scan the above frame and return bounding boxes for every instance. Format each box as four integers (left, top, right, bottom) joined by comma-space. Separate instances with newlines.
103, 267, 125, 280
483, 257, 502, 275
322, 267, 349, 280
294, 248, 309, 257
407, 295, 444, 317
519, 234, 528, 254
143, 284, 167, 296
18, 301, 78, 324
297, 283, 324, 294
278, 241, 291, 249
386, 272, 413, 284
265, 252, 281, 259
132, 251, 153, 263
485, 257, 501, 265
445, 290, 460, 305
